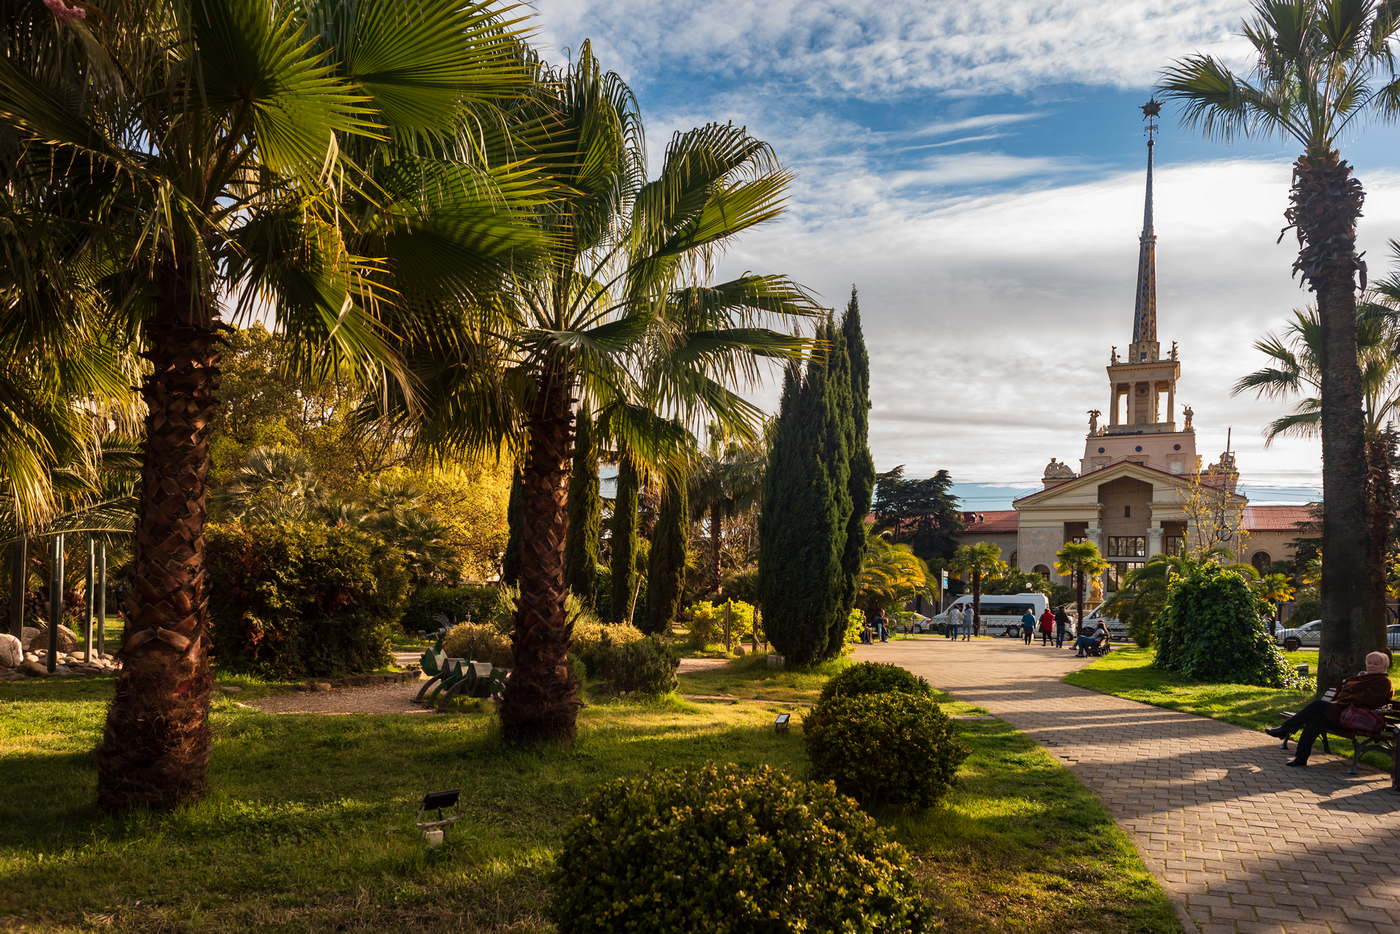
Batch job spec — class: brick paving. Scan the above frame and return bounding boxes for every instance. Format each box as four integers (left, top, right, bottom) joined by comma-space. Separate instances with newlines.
855, 637, 1400, 934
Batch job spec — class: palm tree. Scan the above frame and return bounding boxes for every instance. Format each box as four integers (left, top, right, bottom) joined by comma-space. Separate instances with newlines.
689, 430, 768, 596
949, 542, 1007, 636
381, 47, 817, 744
856, 529, 934, 617
1160, 0, 1400, 692
1233, 302, 1400, 655
1257, 572, 1299, 635
1, 0, 544, 810
1055, 541, 1109, 633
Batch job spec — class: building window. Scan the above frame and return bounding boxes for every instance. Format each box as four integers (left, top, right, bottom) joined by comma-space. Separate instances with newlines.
1124, 505, 1131, 518
1032, 564, 1051, 578
1009, 551, 1018, 567
1107, 536, 1146, 558
1251, 551, 1272, 573
1164, 536, 1183, 556
1106, 562, 1144, 593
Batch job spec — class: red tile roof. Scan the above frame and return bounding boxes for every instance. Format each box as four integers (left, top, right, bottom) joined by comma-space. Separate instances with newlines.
1242, 505, 1314, 532
959, 510, 1019, 534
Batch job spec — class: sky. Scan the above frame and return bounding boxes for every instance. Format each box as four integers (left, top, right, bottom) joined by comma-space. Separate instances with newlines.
529, 0, 1400, 510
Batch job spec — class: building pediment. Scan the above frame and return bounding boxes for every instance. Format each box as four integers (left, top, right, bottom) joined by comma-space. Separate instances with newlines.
1014, 459, 1244, 510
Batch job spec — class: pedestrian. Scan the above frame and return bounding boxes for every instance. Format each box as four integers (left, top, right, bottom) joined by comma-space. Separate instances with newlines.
1020, 608, 1036, 644
1039, 607, 1054, 645
947, 604, 962, 641
1054, 605, 1070, 648
875, 608, 890, 643
963, 605, 973, 641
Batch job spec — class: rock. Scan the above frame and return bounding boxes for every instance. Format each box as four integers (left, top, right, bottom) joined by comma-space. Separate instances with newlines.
27, 624, 78, 653
52, 667, 71, 676
310, 682, 332, 692
0, 634, 21, 668
19, 660, 48, 677
219, 685, 244, 694
20, 627, 39, 650
23, 652, 37, 663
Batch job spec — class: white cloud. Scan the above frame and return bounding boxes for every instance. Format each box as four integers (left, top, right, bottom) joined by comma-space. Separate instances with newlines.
531, 0, 1254, 97
709, 156, 1400, 492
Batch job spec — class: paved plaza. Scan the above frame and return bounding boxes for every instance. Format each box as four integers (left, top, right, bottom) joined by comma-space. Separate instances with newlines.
854, 638, 1400, 934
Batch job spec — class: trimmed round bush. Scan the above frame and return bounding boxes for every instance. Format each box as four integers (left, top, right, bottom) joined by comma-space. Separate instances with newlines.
818, 660, 933, 704
549, 762, 928, 934
592, 635, 678, 695
441, 622, 513, 667
805, 693, 968, 809
1154, 564, 1303, 688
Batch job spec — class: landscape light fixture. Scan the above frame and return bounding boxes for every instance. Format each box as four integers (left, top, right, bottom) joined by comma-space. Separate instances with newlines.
415, 789, 461, 848
774, 713, 790, 734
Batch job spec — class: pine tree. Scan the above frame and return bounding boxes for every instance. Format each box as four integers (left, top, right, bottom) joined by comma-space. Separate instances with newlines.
502, 467, 524, 586
820, 289, 876, 659
759, 356, 844, 666
609, 454, 640, 623
564, 410, 600, 608
643, 473, 688, 635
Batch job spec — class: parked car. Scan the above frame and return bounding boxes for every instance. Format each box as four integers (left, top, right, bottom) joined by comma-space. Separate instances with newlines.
1388, 624, 1400, 650
1276, 619, 1322, 651
915, 593, 1049, 636
1083, 604, 1128, 639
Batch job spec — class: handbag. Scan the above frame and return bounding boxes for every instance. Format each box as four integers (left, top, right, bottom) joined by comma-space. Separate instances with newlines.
1338, 704, 1385, 734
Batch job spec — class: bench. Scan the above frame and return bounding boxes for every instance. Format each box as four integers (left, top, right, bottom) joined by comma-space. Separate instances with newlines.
1276, 687, 1400, 775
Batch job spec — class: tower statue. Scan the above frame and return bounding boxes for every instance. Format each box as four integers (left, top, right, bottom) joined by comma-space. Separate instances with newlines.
1183, 405, 1193, 431
1088, 409, 1101, 433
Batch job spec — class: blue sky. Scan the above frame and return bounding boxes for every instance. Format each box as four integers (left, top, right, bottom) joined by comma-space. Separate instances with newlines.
531, 0, 1400, 509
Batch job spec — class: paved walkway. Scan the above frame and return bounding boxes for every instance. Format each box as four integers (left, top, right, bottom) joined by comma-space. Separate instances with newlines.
855, 638, 1400, 934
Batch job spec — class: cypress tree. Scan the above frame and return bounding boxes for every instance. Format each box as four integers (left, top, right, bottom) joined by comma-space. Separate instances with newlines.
564, 410, 600, 608
609, 454, 640, 623
759, 356, 843, 667
832, 289, 876, 655
502, 466, 524, 586
642, 473, 688, 635
818, 321, 853, 659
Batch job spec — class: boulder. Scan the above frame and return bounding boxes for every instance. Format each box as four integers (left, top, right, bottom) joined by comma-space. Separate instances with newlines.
0, 633, 21, 668
20, 626, 39, 650
28, 624, 78, 653
19, 659, 48, 677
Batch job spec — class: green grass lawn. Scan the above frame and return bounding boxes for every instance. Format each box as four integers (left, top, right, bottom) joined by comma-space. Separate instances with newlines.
1, 666, 1180, 933
1065, 645, 1396, 769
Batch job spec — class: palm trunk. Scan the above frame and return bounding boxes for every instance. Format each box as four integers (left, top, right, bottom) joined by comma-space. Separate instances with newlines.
499, 371, 579, 744
1076, 570, 1085, 635
710, 501, 722, 596
1291, 150, 1374, 693
972, 570, 981, 636
95, 287, 219, 812
1366, 435, 1394, 660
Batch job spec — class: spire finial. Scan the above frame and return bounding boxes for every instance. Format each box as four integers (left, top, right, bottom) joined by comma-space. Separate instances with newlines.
1132, 99, 1160, 348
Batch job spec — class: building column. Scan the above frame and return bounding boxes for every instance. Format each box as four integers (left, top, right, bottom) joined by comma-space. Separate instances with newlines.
1109, 386, 1119, 427
1167, 382, 1175, 426
1147, 522, 1163, 557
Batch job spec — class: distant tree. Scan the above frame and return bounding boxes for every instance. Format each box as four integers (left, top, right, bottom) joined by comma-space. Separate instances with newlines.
502, 468, 524, 587
872, 467, 963, 570
689, 430, 766, 596
1054, 541, 1109, 631
609, 455, 641, 624
818, 320, 854, 660
856, 530, 933, 616
564, 411, 600, 608
643, 474, 688, 635
949, 542, 1006, 636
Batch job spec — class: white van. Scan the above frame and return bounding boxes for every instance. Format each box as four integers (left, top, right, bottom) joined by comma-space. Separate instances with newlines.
913, 593, 1050, 635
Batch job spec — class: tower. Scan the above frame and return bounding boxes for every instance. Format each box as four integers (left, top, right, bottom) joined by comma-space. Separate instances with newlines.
1081, 100, 1197, 477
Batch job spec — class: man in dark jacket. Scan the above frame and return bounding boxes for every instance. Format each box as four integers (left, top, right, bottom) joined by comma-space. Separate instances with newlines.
1053, 606, 1071, 648
1266, 652, 1393, 766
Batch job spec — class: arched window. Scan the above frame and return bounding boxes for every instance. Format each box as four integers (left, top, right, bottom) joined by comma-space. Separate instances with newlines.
1032, 564, 1051, 578
1251, 551, 1271, 573
1008, 551, 1018, 567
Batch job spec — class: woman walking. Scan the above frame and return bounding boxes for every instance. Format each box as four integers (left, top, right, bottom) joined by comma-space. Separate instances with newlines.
1021, 609, 1036, 644
1039, 607, 1054, 646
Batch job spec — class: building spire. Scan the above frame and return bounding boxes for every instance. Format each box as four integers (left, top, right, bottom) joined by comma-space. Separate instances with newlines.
1133, 99, 1161, 346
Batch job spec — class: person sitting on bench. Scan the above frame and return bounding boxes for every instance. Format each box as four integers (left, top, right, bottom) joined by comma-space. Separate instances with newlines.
1266, 651, 1393, 767
1073, 626, 1097, 658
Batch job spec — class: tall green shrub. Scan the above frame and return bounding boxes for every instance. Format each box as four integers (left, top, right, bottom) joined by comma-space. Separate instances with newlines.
564, 410, 600, 608
820, 320, 855, 659
608, 454, 640, 623
832, 293, 874, 659
642, 475, 687, 634
207, 523, 408, 678
760, 355, 846, 666
1154, 564, 1302, 687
